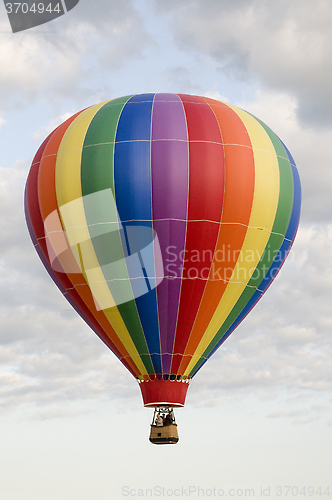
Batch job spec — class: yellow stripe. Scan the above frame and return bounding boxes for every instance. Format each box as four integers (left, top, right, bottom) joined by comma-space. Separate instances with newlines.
55, 102, 148, 376
184, 105, 280, 376
56, 103, 107, 205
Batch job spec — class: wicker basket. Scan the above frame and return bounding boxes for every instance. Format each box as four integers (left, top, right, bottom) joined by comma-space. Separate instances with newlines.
149, 423, 179, 445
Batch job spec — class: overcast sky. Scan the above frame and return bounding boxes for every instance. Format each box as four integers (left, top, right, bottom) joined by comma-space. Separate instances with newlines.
0, 1, 331, 499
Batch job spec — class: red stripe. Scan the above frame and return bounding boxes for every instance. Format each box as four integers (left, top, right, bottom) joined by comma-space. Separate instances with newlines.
26, 133, 54, 242
170, 95, 225, 374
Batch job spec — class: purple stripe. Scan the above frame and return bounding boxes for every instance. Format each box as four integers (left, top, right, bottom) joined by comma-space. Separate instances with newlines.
151, 93, 189, 374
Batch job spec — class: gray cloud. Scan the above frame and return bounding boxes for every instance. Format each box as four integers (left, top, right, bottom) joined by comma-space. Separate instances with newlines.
232, 90, 332, 224
266, 405, 329, 425
153, 0, 332, 128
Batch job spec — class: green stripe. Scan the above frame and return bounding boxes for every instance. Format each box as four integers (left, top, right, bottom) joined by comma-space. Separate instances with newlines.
256, 116, 294, 236
80, 96, 154, 374
188, 120, 295, 376
82, 96, 133, 195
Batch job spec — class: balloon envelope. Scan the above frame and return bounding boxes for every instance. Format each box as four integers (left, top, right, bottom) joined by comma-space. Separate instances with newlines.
25, 93, 301, 406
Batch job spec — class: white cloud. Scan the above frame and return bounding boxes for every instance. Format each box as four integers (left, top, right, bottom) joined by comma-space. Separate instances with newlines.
0, 0, 150, 110
0, 29, 82, 105
32, 112, 73, 142
204, 90, 229, 102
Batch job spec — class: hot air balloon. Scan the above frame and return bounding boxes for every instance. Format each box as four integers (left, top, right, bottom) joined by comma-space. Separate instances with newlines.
25, 93, 301, 445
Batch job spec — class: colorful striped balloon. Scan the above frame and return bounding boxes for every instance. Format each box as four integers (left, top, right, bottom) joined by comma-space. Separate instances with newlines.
25, 93, 301, 407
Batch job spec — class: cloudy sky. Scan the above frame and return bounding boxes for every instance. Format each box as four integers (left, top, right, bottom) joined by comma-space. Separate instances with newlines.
0, 0, 331, 498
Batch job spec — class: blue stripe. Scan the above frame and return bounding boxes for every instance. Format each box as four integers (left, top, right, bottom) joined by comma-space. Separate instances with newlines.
281, 143, 301, 239
114, 94, 162, 373
191, 147, 301, 377
115, 93, 155, 142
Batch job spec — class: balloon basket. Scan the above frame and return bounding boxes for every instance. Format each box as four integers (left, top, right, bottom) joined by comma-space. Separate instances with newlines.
149, 406, 179, 445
